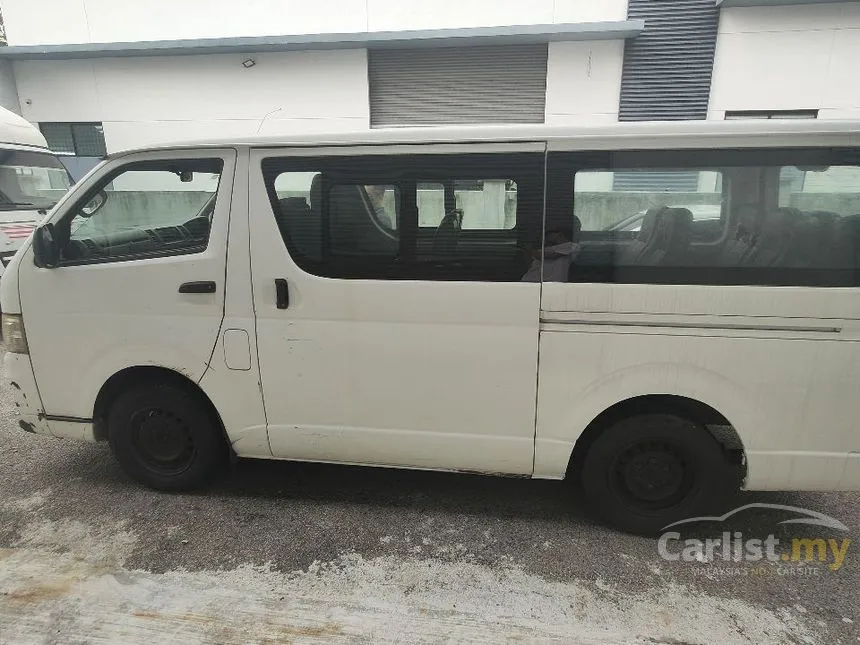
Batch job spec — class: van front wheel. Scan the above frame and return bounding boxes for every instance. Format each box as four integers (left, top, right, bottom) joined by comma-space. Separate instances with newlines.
581, 413, 733, 535
107, 382, 228, 491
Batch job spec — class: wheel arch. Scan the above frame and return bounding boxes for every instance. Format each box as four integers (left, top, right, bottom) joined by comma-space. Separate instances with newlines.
92, 365, 231, 452
566, 394, 747, 482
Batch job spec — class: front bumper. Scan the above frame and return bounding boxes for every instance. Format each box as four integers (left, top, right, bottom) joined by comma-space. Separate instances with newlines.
6, 351, 51, 436
5, 351, 96, 441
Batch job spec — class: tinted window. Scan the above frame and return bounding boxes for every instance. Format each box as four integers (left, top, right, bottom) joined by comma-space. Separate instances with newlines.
547, 148, 860, 286
262, 153, 542, 282
60, 158, 222, 265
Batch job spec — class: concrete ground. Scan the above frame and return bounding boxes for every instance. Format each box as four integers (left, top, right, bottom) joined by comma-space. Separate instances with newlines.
0, 354, 858, 644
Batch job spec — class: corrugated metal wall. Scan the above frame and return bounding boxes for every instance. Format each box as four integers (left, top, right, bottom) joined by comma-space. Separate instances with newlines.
618, 0, 720, 121
368, 45, 548, 127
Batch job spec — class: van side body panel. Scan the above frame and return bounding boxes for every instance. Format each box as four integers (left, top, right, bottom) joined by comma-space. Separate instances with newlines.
535, 273, 860, 490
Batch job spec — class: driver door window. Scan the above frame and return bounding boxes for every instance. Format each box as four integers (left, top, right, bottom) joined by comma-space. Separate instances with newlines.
64, 159, 223, 264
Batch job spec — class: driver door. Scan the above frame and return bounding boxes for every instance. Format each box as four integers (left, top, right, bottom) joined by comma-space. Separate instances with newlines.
18, 149, 235, 420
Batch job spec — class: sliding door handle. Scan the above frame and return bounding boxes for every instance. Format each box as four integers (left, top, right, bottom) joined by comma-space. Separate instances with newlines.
275, 278, 289, 309
178, 281, 216, 294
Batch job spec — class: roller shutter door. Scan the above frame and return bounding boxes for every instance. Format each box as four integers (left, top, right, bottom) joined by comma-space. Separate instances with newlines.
369, 44, 548, 127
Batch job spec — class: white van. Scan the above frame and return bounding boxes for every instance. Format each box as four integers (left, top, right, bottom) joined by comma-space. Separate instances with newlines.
0, 107, 73, 273
3, 120, 860, 534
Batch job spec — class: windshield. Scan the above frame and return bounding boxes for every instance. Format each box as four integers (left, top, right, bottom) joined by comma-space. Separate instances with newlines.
0, 149, 72, 211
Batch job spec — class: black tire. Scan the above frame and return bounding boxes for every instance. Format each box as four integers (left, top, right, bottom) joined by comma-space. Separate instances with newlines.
107, 382, 228, 491
581, 413, 733, 535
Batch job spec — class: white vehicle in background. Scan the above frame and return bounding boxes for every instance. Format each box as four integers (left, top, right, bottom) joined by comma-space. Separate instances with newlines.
0, 107, 73, 273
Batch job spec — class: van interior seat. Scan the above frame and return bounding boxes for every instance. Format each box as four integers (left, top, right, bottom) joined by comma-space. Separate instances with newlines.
743, 207, 801, 267
277, 195, 319, 260
804, 211, 840, 266
618, 206, 665, 264
785, 212, 831, 267
829, 214, 860, 270
637, 207, 693, 266
719, 204, 761, 266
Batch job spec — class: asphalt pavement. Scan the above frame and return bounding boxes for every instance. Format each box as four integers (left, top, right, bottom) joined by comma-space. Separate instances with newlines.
0, 349, 857, 644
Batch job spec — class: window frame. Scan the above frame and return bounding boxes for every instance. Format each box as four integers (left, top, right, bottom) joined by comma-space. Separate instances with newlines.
261, 149, 544, 282
50, 154, 229, 268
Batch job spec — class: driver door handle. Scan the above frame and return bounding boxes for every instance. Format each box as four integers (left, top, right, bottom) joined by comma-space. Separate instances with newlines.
178, 281, 216, 294
275, 278, 289, 309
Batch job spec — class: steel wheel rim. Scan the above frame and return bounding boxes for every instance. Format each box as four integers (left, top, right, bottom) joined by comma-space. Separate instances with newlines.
610, 439, 693, 511
129, 407, 196, 476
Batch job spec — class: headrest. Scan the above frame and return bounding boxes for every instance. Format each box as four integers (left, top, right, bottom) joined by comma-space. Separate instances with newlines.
653, 208, 693, 248
638, 206, 666, 241
757, 208, 800, 247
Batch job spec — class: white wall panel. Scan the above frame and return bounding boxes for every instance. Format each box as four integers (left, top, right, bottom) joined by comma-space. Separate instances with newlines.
366, 0, 554, 31
4, 0, 632, 46
709, 5, 860, 118
545, 41, 624, 125
823, 28, 860, 112
718, 4, 846, 33
710, 30, 832, 112
2, 0, 90, 46
88, 50, 368, 122
0, 62, 21, 114
101, 115, 368, 152
14, 50, 369, 152
553, 0, 628, 23
14, 60, 101, 122
82, 0, 367, 42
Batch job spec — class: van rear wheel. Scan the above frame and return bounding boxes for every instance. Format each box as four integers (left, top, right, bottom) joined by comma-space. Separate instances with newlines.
107, 382, 228, 491
581, 413, 733, 535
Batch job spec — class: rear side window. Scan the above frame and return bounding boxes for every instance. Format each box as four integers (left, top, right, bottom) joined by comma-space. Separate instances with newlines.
262, 152, 542, 282
61, 158, 223, 265
547, 148, 860, 286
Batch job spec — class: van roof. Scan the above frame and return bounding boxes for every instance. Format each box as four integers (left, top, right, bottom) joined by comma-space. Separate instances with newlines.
0, 107, 49, 149
121, 119, 860, 156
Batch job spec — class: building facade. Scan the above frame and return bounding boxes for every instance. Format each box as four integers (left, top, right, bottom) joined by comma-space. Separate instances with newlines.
0, 0, 857, 166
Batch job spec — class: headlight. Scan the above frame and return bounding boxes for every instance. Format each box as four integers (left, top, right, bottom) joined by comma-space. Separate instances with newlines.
2, 314, 28, 354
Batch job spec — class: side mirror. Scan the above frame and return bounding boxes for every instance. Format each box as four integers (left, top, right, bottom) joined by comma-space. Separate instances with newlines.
32, 223, 60, 268
80, 190, 108, 218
